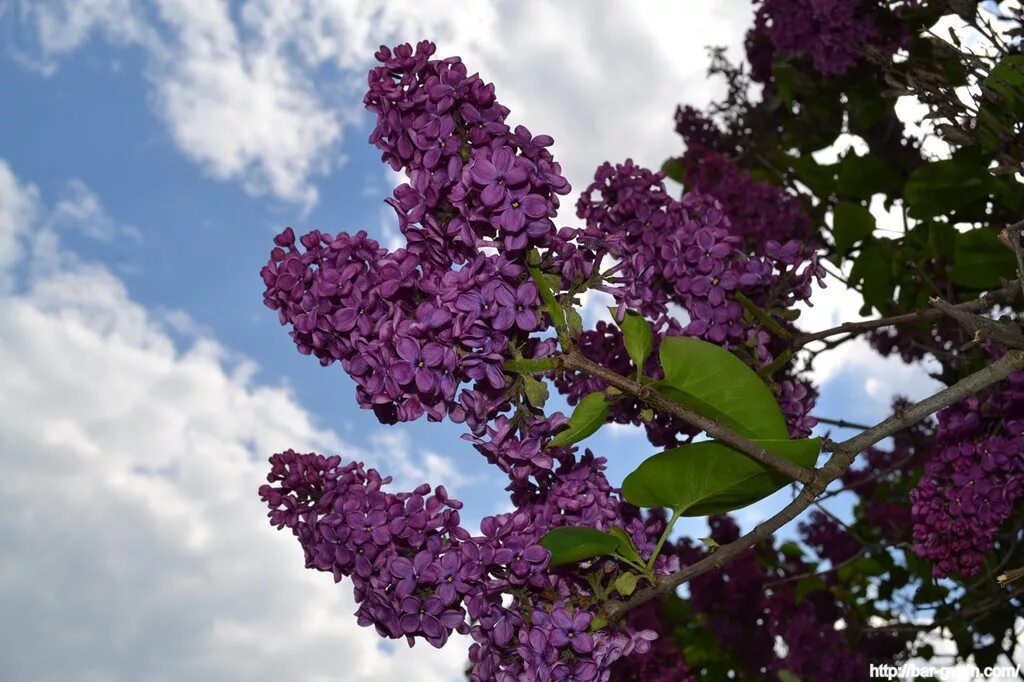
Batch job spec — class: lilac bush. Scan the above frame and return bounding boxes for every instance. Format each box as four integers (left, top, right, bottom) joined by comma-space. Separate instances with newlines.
254, 2, 1024, 675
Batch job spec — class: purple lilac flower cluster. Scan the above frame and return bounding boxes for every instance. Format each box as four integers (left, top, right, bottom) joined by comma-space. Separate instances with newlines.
681, 515, 887, 680
746, 0, 897, 78
261, 227, 548, 430
910, 367, 1024, 577
262, 40, 580, 433
260, 445, 676, 680
552, 159, 824, 442
798, 510, 862, 566
674, 106, 817, 248
259, 450, 474, 647
366, 41, 570, 262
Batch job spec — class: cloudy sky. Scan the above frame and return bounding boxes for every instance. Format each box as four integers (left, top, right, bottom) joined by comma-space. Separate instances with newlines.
0, 2, 947, 681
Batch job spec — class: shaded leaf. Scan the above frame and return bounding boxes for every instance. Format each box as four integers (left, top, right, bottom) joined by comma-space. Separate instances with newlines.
661, 157, 685, 184
949, 228, 1018, 289
904, 157, 992, 220
832, 201, 875, 255
522, 375, 549, 409
504, 357, 561, 374
614, 572, 639, 597
607, 527, 642, 564
528, 266, 566, 329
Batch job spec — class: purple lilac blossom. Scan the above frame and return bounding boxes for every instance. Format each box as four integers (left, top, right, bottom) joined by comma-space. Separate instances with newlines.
910, 365, 1024, 577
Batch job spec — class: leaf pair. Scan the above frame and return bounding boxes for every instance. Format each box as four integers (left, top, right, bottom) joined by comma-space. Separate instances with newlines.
623, 336, 820, 516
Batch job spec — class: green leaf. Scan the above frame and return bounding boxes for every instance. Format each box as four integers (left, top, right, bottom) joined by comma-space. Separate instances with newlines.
613, 572, 639, 597
539, 526, 621, 567
795, 575, 827, 603
503, 357, 561, 373
565, 307, 584, 340
836, 152, 903, 200
777, 671, 802, 682
522, 375, 549, 409
979, 55, 1024, 153
772, 59, 795, 108
621, 437, 821, 515
949, 228, 1018, 290
548, 392, 611, 447
904, 157, 992, 220
657, 336, 788, 439
616, 309, 653, 374
837, 556, 886, 583
832, 201, 875, 255
607, 526, 642, 564
528, 266, 566, 330
661, 157, 685, 184
849, 238, 895, 315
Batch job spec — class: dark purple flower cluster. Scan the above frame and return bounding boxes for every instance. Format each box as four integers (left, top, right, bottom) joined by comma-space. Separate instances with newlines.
259, 450, 475, 647
549, 160, 822, 443
262, 42, 583, 433
682, 149, 817, 248
261, 227, 551, 430
911, 368, 1024, 577
683, 515, 882, 680
365, 40, 569, 264
747, 0, 896, 77
799, 509, 862, 566
608, 602, 697, 682
261, 444, 673, 681
575, 160, 823, 341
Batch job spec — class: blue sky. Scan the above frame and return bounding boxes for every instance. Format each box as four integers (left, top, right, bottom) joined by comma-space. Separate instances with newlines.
0, 2, 945, 680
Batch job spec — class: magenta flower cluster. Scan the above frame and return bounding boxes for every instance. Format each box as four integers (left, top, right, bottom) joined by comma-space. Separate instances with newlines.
681, 515, 887, 680
260, 441, 681, 680
259, 38, 841, 681
553, 157, 824, 442
746, 0, 897, 78
910, 367, 1024, 577
261, 39, 582, 433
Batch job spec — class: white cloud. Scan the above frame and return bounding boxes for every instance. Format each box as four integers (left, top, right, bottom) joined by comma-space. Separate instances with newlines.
10, 0, 754, 209
47, 178, 141, 241
0, 162, 466, 681
0, 159, 40, 290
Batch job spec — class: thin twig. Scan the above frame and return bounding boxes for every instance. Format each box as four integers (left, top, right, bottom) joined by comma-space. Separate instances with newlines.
792, 282, 1019, 346
813, 416, 874, 430
765, 545, 870, 587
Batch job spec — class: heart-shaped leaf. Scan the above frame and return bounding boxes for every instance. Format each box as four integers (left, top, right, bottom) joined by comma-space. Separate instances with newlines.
622, 437, 821, 516
539, 527, 621, 567
548, 392, 611, 447
657, 336, 788, 439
